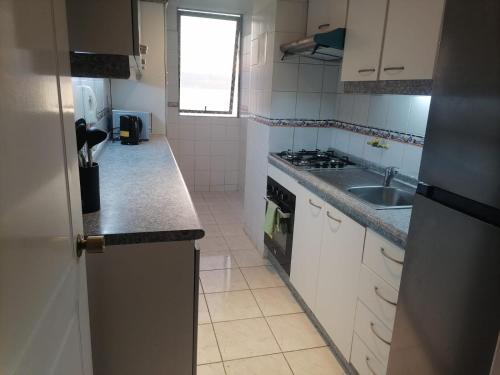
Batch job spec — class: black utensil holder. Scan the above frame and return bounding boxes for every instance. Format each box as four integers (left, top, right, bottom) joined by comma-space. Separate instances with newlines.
79, 163, 100, 213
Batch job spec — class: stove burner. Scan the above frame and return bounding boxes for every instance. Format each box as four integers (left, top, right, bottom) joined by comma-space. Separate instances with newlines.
277, 149, 356, 170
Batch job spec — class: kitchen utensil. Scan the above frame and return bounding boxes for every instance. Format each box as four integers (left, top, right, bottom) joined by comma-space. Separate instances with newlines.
76, 123, 87, 151
85, 127, 107, 167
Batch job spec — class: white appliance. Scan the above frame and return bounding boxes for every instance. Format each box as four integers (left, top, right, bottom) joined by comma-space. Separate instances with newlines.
112, 110, 152, 140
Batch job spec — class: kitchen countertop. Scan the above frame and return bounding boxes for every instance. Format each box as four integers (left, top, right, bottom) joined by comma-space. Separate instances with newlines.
269, 154, 414, 248
83, 136, 204, 246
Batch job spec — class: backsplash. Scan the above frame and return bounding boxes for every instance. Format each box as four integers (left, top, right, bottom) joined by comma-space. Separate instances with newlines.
72, 77, 111, 133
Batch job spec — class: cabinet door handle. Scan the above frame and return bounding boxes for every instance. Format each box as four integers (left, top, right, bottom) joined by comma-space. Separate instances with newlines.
326, 211, 342, 223
383, 66, 405, 72
370, 322, 392, 345
374, 286, 397, 306
380, 247, 404, 265
308, 199, 322, 209
358, 68, 376, 73
365, 356, 379, 375
318, 23, 330, 30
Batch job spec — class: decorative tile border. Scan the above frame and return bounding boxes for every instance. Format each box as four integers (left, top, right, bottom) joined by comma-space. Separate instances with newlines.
344, 80, 433, 95
166, 101, 424, 146
248, 114, 425, 146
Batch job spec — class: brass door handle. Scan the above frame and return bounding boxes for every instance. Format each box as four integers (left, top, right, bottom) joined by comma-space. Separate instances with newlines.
77, 234, 105, 257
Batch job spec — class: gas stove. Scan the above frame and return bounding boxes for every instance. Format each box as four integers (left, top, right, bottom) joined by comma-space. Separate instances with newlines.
276, 149, 358, 170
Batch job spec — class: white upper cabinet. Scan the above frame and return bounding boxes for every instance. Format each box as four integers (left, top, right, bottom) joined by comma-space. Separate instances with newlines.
314, 203, 365, 358
341, 0, 445, 81
307, 0, 348, 35
290, 186, 324, 310
379, 0, 446, 80
341, 0, 388, 81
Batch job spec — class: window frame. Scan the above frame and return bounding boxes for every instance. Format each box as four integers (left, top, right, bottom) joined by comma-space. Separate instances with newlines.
177, 9, 242, 117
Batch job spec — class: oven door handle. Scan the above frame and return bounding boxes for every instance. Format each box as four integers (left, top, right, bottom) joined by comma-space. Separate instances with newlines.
264, 197, 291, 219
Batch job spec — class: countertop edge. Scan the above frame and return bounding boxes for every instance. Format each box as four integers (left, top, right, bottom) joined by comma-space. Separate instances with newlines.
268, 155, 409, 248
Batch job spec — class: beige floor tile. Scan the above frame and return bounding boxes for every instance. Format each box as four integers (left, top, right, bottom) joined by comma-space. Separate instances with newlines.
284, 347, 345, 375
198, 212, 217, 225
197, 362, 226, 375
218, 223, 247, 237
202, 224, 223, 237
200, 269, 249, 293
224, 353, 293, 375
198, 237, 229, 252
241, 266, 285, 289
252, 287, 303, 316
232, 249, 270, 268
197, 324, 221, 365
200, 251, 238, 271
198, 294, 211, 324
266, 313, 326, 352
199, 280, 204, 294
224, 234, 256, 250
214, 213, 243, 225
213, 318, 280, 361
205, 290, 262, 322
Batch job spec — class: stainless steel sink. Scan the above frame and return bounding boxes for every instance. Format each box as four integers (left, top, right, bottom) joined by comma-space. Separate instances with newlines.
347, 186, 414, 209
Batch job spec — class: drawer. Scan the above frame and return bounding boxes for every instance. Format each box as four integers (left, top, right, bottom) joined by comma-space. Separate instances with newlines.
358, 264, 398, 329
354, 301, 393, 364
363, 230, 405, 290
350, 333, 387, 375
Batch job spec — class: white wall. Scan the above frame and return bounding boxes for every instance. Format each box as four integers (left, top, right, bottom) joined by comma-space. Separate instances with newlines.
166, 0, 252, 192
111, 1, 166, 135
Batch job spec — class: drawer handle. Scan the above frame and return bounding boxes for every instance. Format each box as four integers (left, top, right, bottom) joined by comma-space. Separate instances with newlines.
380, 247, 404, 265
326, 211, 342, 224
308, 199, 322, 209
370, 322, 392, 345
318, 23, 330, 30
358, 68, 376, 73
374, 286, 397, 306
383, 66, 405, 72
365, 356, 379, 375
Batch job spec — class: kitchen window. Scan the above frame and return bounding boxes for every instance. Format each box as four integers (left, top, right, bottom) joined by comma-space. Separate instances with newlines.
178, 9, 241, 117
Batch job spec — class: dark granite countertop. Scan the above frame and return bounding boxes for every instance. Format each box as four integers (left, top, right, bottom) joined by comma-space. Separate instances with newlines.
269, 154, 414, 248
83, 136, 204, 246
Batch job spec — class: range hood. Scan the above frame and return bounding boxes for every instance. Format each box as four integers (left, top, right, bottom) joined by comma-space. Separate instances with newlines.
280, 28, 346, 62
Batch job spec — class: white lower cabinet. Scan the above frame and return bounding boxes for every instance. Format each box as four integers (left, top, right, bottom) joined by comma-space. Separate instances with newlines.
314, 203, 365, 358
351, 333, 387, 375
290, 185, 325, 309
287, 179, 405, 374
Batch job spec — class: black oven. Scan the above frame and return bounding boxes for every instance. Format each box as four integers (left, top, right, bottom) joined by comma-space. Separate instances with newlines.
264, 177, 296, 275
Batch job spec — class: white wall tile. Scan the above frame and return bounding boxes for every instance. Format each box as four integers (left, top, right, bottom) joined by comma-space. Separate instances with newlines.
348, 132, 367, 158
386, 95, 411, 133
323, 65, 340, 93
334, 129, 350, 153
320, 93, 337, 120
408, 96, 431, 136
292, 127, 319, 151
269, 127, 294, 152
296, 92, 321, 119
298, 64, 324, 93
316, 128, 334, 150
351, 94, 371, 125
271, 91, 297, 118
367, 95, 390, 129
194, 140, 210, 156
273, 63, 299, 91
338, 94, 355, 123
210, 170, 225, 185
363, 143, 384, 165
380, 140, 405, 169
401, 145, 423, 178
195, 155, 210, 171
210, 155, 226, 171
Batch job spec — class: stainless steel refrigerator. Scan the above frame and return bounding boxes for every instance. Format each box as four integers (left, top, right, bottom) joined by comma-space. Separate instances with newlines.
387, 0, 500, 374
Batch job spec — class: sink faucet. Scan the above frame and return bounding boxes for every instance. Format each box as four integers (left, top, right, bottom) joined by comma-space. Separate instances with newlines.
383, 167, 398, 187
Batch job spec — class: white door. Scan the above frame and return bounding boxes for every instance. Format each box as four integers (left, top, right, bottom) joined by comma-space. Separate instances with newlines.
0, 0, 93, 374
314, 204, 365, 358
